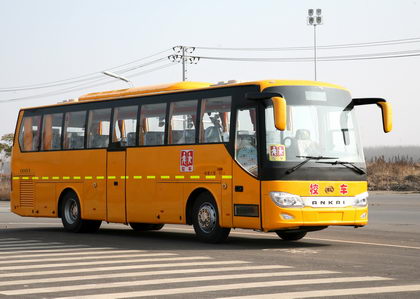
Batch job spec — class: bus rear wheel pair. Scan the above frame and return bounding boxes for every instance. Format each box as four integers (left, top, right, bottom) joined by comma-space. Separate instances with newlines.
60, 191, 102, 233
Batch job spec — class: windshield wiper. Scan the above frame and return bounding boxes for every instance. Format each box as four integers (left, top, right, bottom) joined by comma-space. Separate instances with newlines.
286, 156, 338, 174
317, 160, 366, 175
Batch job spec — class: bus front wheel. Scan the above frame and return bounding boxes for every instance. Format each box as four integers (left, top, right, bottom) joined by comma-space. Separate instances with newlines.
192, 193, 230, 243
276, 231, 307, 241
61, 191, 101, 233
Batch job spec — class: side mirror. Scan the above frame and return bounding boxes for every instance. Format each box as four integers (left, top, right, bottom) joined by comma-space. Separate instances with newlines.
351, 98, 393, 133
377, 101, 392, 133
272, 96, 287, 131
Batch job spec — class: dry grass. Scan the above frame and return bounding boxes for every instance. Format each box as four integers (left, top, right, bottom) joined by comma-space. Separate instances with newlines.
367, 156, 420, 191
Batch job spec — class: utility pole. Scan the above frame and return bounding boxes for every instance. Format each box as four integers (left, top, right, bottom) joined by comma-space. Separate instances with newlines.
168, 46, 199, 81
307, 9, 323, 81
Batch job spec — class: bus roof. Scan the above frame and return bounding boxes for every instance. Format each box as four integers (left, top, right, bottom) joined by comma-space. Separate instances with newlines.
78, 79, 347, 102
20, 79, 348, 110
78, 81, 213, 101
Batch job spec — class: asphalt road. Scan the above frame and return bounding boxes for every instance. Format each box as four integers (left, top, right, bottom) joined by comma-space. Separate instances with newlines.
0, 192, 419, 298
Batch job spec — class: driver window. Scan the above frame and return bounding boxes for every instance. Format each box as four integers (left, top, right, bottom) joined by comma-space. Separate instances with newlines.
235, 107, 258, 176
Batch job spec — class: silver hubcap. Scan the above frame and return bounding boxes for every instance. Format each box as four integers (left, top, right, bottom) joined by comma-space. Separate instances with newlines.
64, 198, 78, 225
198, 203, 216, 233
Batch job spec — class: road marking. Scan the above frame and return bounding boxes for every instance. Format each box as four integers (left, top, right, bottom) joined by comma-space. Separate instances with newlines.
0, 242, 64, 248
0, 249, 145, 260
0, 245, 92, 251
0, 260, 249, 279
0, 252, 176, 264
0, 240, 42, 245
165, 227, 420, 251
1, 222, 60, 225
0, 247, 116, 256
0, 265, 296, 287
0, 256, 211, 271
52, 276, 391, 299
220, 284, 420, 298
305, 237, 420, 251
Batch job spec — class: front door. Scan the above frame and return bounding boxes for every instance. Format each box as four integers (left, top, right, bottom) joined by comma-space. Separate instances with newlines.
106, 149, 127, 223
232, 106, 261, 229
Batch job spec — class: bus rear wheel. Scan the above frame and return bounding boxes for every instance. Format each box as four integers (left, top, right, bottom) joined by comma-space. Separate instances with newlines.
276, 231, 307, 241
129, 223, 164, 231
61, 191, 101, 233
192, 193, 230, 243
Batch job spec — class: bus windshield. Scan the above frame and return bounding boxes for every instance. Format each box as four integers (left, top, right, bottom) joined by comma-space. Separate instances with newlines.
265, 86, 364, 163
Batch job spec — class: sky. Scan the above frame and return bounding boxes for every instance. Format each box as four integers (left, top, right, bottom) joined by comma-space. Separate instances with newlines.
0, 0, 419, 147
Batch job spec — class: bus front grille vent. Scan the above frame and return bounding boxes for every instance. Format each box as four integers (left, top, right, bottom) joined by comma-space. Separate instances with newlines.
20, 180, 35, 208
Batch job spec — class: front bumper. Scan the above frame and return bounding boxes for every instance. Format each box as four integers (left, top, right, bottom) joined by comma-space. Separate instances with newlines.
261, 180, 368, 232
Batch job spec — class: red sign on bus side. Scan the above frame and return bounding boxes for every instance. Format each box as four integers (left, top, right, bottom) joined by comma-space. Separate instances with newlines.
180, 150, 194, 172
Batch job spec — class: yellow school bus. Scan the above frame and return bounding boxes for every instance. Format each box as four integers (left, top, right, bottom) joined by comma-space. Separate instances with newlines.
10, 80, 392, 243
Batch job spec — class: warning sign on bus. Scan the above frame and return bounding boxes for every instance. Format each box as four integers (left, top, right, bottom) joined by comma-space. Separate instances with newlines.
269, 144, 286, 161
180, 150, 194, 172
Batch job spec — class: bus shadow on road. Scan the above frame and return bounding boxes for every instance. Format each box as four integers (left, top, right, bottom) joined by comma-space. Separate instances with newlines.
2, 226, 331, 251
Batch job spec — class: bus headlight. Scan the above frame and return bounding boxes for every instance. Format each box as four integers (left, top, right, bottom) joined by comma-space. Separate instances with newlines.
354, 192, 369, 207
270, 192, 304, 208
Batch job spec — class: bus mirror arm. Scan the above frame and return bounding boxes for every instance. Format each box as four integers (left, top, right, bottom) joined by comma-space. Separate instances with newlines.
351, 98, 393, 133
245, 92, 287, 131
246, 92, 283, 100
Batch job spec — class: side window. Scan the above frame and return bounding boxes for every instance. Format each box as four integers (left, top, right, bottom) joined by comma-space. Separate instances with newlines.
19, 115, 41, 152
112, 105, 138, 147
139, 103, 167, 146
87, 108, 111, 149
200, 96, 231, 143
63, 111, 86, 150
169, 100, 198, 144
235, 107, 258, 176
41, 113, 63, 151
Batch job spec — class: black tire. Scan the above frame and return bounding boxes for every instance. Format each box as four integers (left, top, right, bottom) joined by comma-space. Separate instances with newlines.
61, 191, 101, 233
129, 223, 165, 231
276, 231, 307, 241
192, 192, 230, 243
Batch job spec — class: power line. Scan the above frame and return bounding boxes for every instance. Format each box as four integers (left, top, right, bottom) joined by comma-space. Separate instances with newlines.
192, 49, 420, 63
190, 37, 420, 51
0, 48, 172, 92
0, 62, 177, 104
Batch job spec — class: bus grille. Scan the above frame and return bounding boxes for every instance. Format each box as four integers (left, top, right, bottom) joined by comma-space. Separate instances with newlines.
20, 180, 35, 208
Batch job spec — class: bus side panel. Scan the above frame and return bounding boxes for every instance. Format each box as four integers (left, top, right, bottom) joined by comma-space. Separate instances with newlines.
126, 145, 232, 226
11, 149, 107, 221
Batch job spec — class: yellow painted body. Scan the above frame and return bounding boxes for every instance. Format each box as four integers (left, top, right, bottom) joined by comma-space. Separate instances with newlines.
11, 79, 372, 233
261, 181, 368, 232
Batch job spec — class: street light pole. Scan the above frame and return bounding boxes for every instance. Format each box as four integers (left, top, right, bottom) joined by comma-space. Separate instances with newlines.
102, 71, 133, 87
182, 46, 186, 82
314, 23, 317, 81
307, 8, 323, 81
